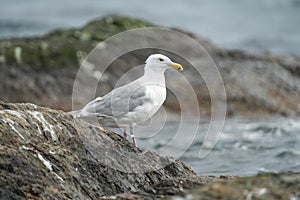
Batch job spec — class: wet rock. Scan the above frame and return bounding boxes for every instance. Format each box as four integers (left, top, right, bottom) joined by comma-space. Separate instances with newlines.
1, 101, 299, 199
1, 15, 300, 117
176, 173, 300, 200
0, 101, 210, 199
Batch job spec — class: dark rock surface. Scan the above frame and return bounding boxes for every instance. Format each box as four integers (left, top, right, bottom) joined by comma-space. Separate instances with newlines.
1, 101, 299, 199
1, 15, 300, 117
0, 101, 209, 199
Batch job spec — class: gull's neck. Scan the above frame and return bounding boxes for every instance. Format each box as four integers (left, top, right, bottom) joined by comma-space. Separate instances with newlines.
143, 64, 166, 85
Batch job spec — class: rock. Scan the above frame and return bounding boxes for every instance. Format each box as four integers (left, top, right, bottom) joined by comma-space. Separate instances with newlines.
177, 173, 300, 200
1, 15, 300, 117
0, 101, 210, 199
0, 16, 154, 111
1, 101, 299, 199
0, 15, 152, 69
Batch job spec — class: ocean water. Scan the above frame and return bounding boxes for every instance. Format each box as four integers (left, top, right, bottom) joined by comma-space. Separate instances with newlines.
1, 0, 300, 55
135, 117, 300, 176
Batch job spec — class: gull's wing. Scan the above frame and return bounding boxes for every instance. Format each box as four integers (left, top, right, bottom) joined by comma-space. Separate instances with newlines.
79, 81, 152, 118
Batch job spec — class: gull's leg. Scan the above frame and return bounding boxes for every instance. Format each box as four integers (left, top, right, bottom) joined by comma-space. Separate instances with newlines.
123, 127, 127, 140
130, 126, 137, 147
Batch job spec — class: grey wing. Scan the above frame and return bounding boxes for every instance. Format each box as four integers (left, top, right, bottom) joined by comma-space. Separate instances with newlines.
80, 84, 152, 118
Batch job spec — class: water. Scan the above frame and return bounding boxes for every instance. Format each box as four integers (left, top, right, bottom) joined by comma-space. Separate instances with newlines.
134, 117, 300, 176
1, 0, 300, 55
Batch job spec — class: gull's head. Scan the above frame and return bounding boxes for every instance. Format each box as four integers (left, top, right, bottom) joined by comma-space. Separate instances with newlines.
145, 54, 183, 72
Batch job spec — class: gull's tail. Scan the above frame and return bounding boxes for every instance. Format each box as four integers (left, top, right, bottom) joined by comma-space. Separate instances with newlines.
68, 110, 108, 119
68, 110, 81, 118
68, 110, 117, 127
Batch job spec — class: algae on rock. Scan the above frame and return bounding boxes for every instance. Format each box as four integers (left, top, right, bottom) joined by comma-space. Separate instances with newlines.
0, 16, 152, 70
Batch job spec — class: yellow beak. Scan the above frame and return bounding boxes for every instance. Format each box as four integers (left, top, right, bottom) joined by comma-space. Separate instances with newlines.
168, 62, 183, 71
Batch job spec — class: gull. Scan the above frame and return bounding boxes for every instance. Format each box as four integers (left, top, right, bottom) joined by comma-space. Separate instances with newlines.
73, 54, 183, 147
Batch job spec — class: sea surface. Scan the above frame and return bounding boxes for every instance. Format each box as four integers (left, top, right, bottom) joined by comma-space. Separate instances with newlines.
1, 0, 300, 55
135, 117, 300, 176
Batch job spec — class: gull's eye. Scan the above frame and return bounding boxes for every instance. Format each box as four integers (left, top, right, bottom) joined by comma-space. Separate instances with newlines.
159, 58, 164, 62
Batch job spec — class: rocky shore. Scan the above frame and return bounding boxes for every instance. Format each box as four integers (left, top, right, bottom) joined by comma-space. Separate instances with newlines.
1, 15, 300, 117
176, 172, 300, 200
1, 101, 299, 199
0, 101, 209, 199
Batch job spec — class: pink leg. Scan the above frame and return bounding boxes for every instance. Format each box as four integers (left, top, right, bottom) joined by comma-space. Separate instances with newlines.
130, 126, 137, 147
123, 127, 127, 140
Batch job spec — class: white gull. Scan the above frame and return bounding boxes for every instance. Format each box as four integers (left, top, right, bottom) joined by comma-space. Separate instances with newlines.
73, 54, 183, 147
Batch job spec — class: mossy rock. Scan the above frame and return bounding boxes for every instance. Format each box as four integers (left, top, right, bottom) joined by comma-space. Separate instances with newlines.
0, 16, 153, 70
78, 15, 153, 41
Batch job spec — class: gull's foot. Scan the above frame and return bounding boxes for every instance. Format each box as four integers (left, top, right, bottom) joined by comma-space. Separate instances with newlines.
142, 150, 152, 155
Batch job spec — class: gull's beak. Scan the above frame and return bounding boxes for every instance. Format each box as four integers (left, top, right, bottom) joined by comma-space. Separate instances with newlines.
168, 62, 183, 71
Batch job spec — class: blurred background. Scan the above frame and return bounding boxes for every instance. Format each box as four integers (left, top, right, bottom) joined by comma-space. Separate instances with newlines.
1, 0, 300, 55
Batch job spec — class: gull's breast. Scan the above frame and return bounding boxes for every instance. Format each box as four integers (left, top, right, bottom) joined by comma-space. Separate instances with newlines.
128, 84, 166, 125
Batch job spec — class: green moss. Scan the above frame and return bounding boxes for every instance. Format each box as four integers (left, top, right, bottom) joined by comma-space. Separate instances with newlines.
2, 47, 15, 65
0, 15, 154, 70
80, 15, 153, 41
